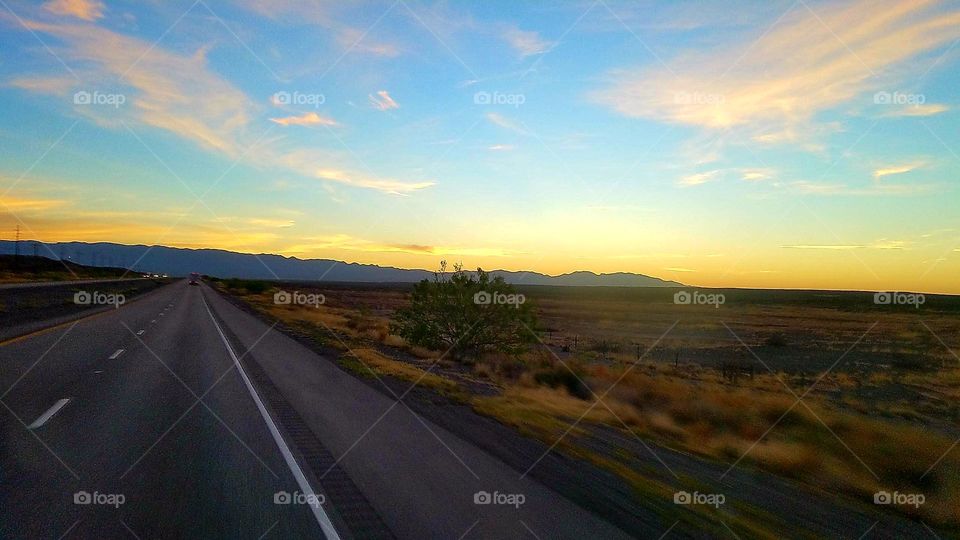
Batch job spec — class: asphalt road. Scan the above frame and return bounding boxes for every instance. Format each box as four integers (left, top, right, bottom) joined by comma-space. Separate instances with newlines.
0, 280, 633, 539
0, 280, 326, 539
0, 277, 150, 290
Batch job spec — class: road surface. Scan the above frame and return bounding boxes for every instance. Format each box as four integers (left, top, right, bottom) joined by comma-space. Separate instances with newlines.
0, 280, 633, 539
0, 277, 150, 290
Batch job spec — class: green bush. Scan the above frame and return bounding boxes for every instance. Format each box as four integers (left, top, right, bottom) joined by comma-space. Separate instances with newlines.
391, 262, 537, 361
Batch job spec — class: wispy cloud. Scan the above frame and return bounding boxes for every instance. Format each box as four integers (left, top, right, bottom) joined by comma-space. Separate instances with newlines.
485, 112, 530, 136
270, 112, 338, 127
369, 90, 399, 111
882, 103, 949, 117
790, 180, 934, 196
312, 169, 432, 195
13, 18, 250, 156
269, 148, 434, 195
741, 168, 773, 181
283, 234, 510, 257
488, 144, 515, 151
7, 18, 432, 195
336, 28, 400, 57
0, 194, 67, 212
502, 26, 554, 57
782, 239, 908, 250
781, 244, 866, 250
8, 75, 77, 94
246, 218, 295, 228
679, 170, 720, 186
873, 162, 924, 179
43, 0, 104, 21
234, 0, 400, 59
592, 0, 960, 143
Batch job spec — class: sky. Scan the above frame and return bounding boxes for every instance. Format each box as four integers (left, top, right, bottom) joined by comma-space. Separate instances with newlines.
1, 0, 959, 293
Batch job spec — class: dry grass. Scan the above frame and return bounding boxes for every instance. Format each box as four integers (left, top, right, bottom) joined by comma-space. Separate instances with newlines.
222, 282, 960, 528
473, 386, 608, 439
345, 348, 458, 393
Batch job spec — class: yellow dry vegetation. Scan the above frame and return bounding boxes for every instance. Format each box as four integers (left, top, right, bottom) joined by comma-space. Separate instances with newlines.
347, 348, 458, 393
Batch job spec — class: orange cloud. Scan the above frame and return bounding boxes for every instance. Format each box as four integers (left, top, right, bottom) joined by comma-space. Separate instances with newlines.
0, 195, 67, 212
282, 235, 510, 257
270, 112, 338, 127
369, 90, 399, 111
43, 0, 104, 21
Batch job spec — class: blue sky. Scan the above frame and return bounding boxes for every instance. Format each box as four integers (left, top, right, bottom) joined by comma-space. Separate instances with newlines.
1, 0, 959, 292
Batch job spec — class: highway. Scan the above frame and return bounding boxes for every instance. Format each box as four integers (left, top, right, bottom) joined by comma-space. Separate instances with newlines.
0, 277, 150, 290
0, 280, 633, 539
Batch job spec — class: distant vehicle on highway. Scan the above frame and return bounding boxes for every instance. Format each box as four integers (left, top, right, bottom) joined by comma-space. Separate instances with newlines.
189, 272, 200, 285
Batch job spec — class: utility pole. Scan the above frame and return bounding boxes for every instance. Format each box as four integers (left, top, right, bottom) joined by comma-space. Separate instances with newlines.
14, 224, 20, 269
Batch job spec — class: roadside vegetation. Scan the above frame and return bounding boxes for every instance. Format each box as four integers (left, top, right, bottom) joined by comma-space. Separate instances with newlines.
0, 254, 131, 283
216, 276, 960, 530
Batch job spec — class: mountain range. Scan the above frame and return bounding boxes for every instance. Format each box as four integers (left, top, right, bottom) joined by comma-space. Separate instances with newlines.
0, 241, 682, 287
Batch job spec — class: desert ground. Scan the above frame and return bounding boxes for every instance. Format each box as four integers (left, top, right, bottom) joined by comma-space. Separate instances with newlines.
213, 278, 960, 536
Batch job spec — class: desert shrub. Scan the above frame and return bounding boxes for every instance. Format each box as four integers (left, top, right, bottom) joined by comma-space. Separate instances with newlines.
891, 354, 928, 371
383, 333, 405, 347
497, 358, 529, 380
534, 366, 592, 400
763, 332, 789, 347
223, 278, 270, 294
391, 262, 537, 361
474, 362, 494, 379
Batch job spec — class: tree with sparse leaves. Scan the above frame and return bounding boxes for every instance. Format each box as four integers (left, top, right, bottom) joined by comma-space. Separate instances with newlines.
392, 262, 537, 361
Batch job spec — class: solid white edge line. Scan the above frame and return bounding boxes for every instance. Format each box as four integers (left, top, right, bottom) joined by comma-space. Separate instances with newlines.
28, 398, 71, 429
109, 349, 125, 360
201, 293, 341, 540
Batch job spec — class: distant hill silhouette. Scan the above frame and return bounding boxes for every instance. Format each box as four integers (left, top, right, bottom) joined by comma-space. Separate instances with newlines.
0, 241, 682, 287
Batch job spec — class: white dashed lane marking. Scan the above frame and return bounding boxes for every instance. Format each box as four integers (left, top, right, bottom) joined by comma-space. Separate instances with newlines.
28, 398, 71, 429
